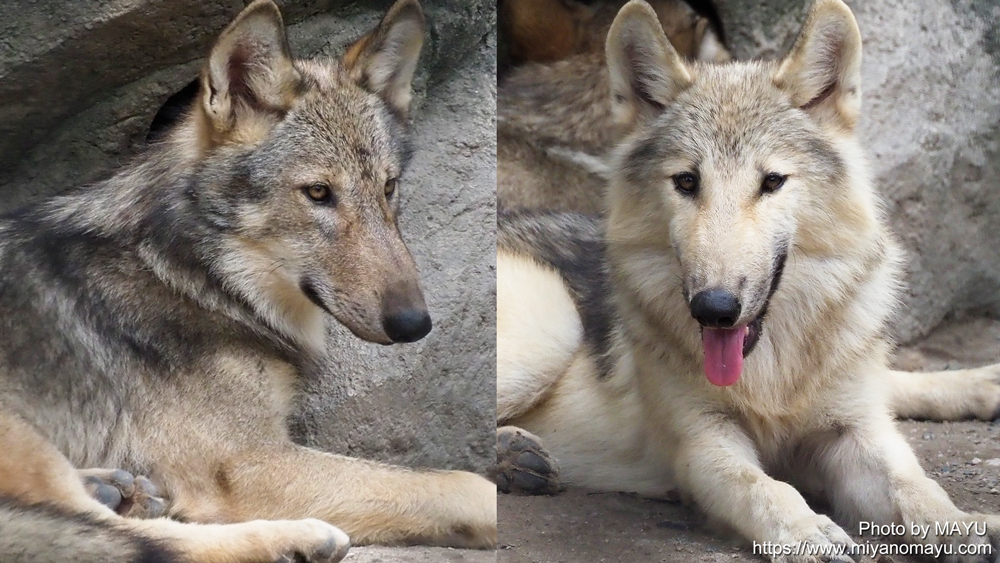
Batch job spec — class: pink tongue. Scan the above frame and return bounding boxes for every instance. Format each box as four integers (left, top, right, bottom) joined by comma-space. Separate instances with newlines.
702, 326, 748, 386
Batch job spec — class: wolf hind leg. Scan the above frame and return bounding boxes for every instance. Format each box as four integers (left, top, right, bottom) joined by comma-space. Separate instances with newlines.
887, 364, 1000, 421
497, 249, 583, 422
0, 411, 350, 562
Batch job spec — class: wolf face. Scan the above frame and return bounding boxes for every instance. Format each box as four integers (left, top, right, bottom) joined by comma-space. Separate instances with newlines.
605, 0, 867, 385
177, 0, 429, 348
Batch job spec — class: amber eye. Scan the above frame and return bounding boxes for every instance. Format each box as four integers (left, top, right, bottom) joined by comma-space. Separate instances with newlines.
761, 172, 787, 194
385, 178, 397, 199
304, 184, 335, 206
672, 172, 699, 196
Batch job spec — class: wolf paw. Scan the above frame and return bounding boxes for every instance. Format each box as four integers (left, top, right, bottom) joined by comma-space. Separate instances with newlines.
492, 426, 561, 495
772, 514, 857, 563
274, 519, 350, 563
923, 514, 1000, 563
80, 468, 167, 519
971, 366, 1000, 421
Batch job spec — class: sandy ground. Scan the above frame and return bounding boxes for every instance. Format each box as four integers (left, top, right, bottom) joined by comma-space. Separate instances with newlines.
498, 316, 1000, 563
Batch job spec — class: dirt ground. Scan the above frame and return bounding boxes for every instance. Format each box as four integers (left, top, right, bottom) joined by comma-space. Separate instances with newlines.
498, 316, 1000, 563
347, 546, 495, 562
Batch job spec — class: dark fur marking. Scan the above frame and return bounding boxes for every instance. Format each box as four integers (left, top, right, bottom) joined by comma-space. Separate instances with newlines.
757, 242, 789, 325
214, 464, 233, 497
498, 209, 616, 376
767, 244, 789, 302
300, 278, 332, 315
621, 135, 664, 186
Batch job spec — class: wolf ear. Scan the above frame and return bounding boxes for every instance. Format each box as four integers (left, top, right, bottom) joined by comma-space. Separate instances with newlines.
342, 0, 425, 118
606, 0, 692, 127
773, 0, 862, 130
201, 0, 300, 132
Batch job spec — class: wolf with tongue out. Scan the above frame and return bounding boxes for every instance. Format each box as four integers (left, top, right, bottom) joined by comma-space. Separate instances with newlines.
495, 0, 1000, 560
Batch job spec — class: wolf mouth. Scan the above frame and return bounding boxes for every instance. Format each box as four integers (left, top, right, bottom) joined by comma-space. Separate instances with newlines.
698, 246, 787, 387
299, 278, 333, 315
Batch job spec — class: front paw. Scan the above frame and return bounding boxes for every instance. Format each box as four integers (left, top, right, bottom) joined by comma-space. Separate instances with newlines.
441, 471, 497, 549
921, 514, 1000, 563
275, 519, 350, 563
968, 366, 1000, 421
769, 514, 856, 563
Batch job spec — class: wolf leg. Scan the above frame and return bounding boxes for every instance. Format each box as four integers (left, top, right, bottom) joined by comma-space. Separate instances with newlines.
671, 420, 857, 563
0, 412, 349, 562
189, 445, 497, 549
887, 365, 1000, 421
819, 411, 1000, 562
79, 468, 168, 518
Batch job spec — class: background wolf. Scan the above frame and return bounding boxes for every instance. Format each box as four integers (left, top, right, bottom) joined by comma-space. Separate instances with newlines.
497, 0, 1000, 560
0, 0, 495, 560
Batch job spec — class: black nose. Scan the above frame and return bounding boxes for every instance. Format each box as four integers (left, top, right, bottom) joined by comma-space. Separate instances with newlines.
690, 289, 741, 328
382, 309, 432, 343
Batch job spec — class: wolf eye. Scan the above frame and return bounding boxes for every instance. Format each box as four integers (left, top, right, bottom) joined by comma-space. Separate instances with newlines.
304, 184, 336, 206
761, 173, 787, 194
384, 178, 397, 199
672, 172, 699, 196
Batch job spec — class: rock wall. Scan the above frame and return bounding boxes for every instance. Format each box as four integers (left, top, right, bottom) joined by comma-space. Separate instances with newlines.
0, 1, 497, 471
715, 0, 1000, 343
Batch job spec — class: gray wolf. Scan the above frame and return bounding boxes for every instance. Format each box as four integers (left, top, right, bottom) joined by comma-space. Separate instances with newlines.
496, 1, 1000, 560
0, 1, 496, 561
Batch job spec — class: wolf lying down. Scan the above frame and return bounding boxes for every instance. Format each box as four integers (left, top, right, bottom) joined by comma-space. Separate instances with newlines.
497, 1, 1000, 561
0, 1, 495, 561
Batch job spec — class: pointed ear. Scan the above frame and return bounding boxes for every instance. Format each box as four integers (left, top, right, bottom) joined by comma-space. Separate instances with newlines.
773, 0, 862, 130
201, 0, 301, 132
606, 0, 693, 127
342, 0, 425, 118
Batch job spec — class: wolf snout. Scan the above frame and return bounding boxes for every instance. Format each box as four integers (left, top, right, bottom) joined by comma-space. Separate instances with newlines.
382, 308, 432, 343
689, 289, 741, 328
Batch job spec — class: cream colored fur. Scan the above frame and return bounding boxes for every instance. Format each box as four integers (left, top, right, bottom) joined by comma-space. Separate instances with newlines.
497, 1, 1000, 561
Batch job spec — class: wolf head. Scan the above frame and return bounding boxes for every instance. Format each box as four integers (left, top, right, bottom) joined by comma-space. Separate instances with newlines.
605, 0, 882, 386
170, 0, 428, 349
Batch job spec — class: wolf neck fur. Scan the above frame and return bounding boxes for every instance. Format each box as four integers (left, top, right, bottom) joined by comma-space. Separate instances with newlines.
22, 132, 324, 363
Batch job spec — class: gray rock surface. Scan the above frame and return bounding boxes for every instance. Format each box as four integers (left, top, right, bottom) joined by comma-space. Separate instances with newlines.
715, 0, 1000, 343
0, 0, 496, 477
